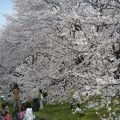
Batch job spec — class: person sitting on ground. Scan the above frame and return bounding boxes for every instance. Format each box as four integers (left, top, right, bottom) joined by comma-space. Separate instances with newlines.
70, 91, 80, 110
23, 102, 36, 120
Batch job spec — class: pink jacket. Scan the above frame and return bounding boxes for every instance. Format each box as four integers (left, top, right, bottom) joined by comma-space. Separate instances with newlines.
4, 114, 11, 120
20, 111, 26, 119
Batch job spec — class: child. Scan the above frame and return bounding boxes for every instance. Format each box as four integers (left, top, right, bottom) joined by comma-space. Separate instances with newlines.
23, 103, 36, 120
4, 111, 11, 120
19, 104, 26, 120
23, 108, 35, 120
2, 104, 11, 120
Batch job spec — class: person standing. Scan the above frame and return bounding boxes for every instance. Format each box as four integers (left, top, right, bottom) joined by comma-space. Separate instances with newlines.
30, 86, 39, 112
12, 83, 21, 112
39, 89, 43, 110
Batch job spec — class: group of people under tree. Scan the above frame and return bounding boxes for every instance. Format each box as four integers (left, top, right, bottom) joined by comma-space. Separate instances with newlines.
0, 83, 44, 120
0, 82, 83, 120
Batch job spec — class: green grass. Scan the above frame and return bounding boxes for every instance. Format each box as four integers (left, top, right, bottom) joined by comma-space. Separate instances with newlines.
34, 103, 100, 120
34, 96, 120, 120
1, 95, 120, 120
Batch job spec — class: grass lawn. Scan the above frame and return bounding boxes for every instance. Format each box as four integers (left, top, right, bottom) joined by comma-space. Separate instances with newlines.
34, 103, 100, 120
1, 95, 120, 120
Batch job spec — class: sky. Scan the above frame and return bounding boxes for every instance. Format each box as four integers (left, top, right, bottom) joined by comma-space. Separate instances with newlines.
0, 0, 13, 27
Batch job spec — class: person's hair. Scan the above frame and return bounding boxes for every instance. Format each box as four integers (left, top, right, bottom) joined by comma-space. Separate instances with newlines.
2, 103, 9, 116
25, 102, 31, 108
39, 89, 42, 93
4, 111, 9, 116
21, 103, 26, 111
2, 103, 7, 110
13, 83, 19, 90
